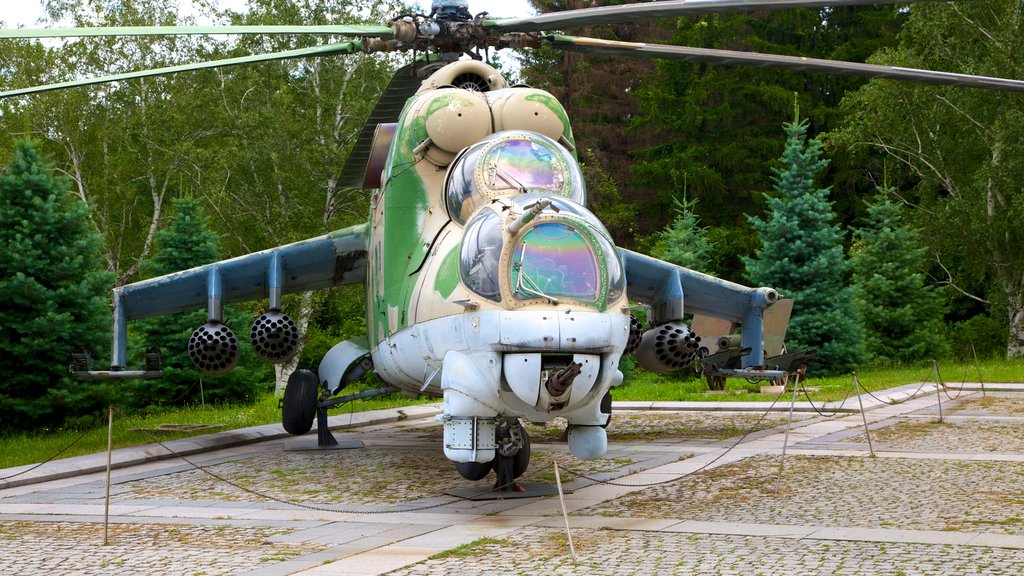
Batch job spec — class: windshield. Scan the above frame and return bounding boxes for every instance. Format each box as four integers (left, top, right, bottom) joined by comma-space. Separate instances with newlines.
510, 222, 600, 303
445, 131, 584, 225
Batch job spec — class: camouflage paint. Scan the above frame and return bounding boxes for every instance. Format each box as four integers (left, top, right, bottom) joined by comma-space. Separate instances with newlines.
365, 68, 584, 347
524, 92, 574, 150
434, 246, 460, 299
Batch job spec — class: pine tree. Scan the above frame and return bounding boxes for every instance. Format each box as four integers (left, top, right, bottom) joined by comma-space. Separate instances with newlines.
744, 115, 864, 372
652, 196, 715, 272
0, 140, 113, 429
132, 197, 263, 407
850, 191, 948, 363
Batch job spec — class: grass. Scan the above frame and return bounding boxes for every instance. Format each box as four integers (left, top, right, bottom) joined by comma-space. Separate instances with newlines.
0, 387, 434, 470
613, 356, 1024, 403
427, 537, 509, 560
2, 356, 1021, 470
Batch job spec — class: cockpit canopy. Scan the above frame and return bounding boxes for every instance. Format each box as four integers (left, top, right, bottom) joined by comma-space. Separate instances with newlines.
445, 131, 585, 225
459, 197, 624, 310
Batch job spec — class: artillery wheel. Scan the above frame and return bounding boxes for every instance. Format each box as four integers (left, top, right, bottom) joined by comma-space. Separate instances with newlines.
282, 369, 318, 435
706, 374, 727, 391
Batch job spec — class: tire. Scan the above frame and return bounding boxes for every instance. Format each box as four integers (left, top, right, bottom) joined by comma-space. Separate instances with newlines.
282, 369, 318, 435
456, 460, 493, 481
512, 426, 531, 480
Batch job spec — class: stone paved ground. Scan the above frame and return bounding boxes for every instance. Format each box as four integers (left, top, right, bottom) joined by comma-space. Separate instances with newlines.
2, 385, 1024, 575
0, 520, 318, 576
583, 455, 1024, 534
389, 527, 1024, 576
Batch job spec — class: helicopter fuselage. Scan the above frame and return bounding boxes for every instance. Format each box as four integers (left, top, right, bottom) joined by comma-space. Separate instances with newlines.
364, 60, 628, 463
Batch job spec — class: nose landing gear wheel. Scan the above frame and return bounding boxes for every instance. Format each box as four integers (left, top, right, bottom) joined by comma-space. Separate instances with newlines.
456, 460, 493, 481
493, 418, 530, 492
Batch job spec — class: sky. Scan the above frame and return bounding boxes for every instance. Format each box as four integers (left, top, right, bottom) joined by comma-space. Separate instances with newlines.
4, 0, 537, 27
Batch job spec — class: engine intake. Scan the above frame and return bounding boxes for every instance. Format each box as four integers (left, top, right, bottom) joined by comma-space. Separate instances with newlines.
250, 310, 299, 363
188, 322, 241, 374
636, 321, 701, 373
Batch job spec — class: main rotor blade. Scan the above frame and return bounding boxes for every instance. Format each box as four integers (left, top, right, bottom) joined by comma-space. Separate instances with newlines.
486, 0, 943, 33
0, 24, 393, 40
544, 35, 1024, 93
0, 42, 361, 99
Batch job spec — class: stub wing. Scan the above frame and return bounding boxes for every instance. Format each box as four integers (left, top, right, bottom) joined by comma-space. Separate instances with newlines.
618, 248, 779, 368
88, 224, 369, 377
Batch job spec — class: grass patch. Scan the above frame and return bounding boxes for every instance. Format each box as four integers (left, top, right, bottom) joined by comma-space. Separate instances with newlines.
614, 357, 1024, 403
0, 389, 434, 470
428, 537, 509, 560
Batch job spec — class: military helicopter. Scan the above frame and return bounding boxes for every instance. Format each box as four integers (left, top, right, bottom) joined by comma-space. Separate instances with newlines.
3, 0, 1023, 491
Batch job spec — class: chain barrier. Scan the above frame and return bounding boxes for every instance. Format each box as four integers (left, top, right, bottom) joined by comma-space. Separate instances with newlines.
858, 366, 935, 406
939, 362, 968, 401
0, 411, 106, 484
554, 387, 789, 488
113, 405, 531, 514
798, 374, 856, 418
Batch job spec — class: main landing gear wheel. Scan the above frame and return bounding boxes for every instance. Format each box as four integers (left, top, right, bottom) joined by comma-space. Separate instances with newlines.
282, 369, 318, 435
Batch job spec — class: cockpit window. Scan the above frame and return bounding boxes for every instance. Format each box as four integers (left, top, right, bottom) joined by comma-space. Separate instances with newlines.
446, 131, 584, 225
484, 139, 565, 193
510, 222, 600, 303
459, 209, 504, 302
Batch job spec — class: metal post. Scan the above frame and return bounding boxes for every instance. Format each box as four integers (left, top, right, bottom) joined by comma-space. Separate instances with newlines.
104, 405, 114, 545
852, 372, 875, 457
553, 462, 577, 562
971, 342, 985, 397
775, 372, 801, 494
932, 359, 944, 423
200, 379, 205, 408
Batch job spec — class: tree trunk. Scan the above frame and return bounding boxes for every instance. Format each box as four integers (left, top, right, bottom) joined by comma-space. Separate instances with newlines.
1008, 284, 1024, 358
274, 291, 315, 396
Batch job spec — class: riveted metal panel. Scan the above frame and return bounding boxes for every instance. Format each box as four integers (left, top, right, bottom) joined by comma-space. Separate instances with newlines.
499, 311, 559, 348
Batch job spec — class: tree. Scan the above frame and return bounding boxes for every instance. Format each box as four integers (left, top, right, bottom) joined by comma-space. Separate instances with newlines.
829, 0, 1024, 358
744, 114, 863, 372
626, 6, 908, 279
651, 195, 715, 272
850, 190, 947, 363
0, 140, 113, 429
132, 197, 265, 407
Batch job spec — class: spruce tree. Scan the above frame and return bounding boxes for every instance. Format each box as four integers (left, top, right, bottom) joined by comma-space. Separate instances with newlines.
744, 115, 863, 372
132, 197, 262, 407
850, 191, 948, 363
0, 140, 113, 429
652, 196, 715, 272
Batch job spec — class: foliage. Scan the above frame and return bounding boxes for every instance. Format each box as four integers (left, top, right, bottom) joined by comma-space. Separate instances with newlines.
626, 6, 908, 251
947, 314, 1008, 361
850, 191, 947, 363
578, 148, 636, 245
828, 0, 1024, 357
744, 114, 864, 373
650, 195, 715, 272
131, 197, 267, 408
0, 140, 114, 429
